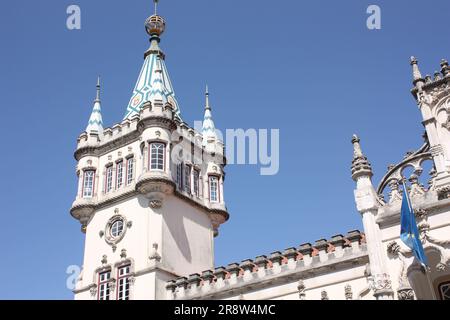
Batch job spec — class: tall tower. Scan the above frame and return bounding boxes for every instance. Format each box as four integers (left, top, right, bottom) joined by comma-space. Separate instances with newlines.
70, 2, 229, 300
410, 57, 450, 199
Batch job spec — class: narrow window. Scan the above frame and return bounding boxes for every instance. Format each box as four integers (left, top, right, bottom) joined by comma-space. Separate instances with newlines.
98, 271, 111, 300
184, 165, 191, 194
82, 170, 95, 198
209, 176, 219, 202
126, 157, 134, 185
176, 163, 183, 190
193, 169, 200, 197
117, 265, 131, 300
150, 143, 165, 170
105, 165, 113, 193
116, 161, 124, 189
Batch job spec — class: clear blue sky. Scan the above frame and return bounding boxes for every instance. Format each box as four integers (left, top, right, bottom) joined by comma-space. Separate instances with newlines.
1, 0, 449, 299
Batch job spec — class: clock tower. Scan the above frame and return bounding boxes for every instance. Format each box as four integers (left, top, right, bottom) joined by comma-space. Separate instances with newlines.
70, 2, 229, 300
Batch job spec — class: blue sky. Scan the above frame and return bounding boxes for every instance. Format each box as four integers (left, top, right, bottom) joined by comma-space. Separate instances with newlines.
0, 0, 449, 299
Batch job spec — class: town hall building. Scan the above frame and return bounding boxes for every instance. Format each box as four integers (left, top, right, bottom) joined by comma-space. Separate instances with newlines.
70, 3, 450, 300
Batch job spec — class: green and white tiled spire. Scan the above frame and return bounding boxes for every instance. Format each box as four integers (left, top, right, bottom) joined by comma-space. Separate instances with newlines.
86, 77, 104, 135
123, 7, 181, 120
202, 86, 218, 146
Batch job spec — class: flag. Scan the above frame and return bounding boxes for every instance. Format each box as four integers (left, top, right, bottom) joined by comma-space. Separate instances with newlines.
400, 183, 428, 268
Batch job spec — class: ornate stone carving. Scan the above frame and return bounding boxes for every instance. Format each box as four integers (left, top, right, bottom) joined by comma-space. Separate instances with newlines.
387, 241, 401, 256
369, 273, 393, 293
104, 214, 128, 246
120, 249, 127, 259
101, 255, 108, 265
436, 262, 446, 272
397, 288, 414, 300
344, 284, 353, 300
149, 243, 161, 262
90, 285, 98, 297
297, 280, 306, 300
149, 199, 163, 209
320, 291, 329, 300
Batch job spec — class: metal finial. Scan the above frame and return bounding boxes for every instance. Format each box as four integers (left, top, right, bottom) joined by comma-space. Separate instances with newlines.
205, 85, 211, 110
154, 0, 159, 15
95, 76, 101, 102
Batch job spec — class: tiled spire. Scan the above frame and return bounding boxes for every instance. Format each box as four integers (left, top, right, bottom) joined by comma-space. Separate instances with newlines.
123, 5, 181, 119
86, 76, 104, 135
202, 86, 217, 146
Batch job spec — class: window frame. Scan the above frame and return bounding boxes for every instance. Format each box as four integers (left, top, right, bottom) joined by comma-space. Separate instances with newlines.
97, 270, 111, 300
116, 160, 124, 189
126, 156, 134, 186
209, 175, 220, 203
193, 169, 200, 197
176, 163, 183, 191
116, 265, 131, 300
149, 142, 165, 171
105, 165, 114, 193
184, 164, 192, 194
82, 169, 95, 198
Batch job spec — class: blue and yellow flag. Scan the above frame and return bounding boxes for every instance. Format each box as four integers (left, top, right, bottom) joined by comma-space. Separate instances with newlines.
400, 183, 428, 268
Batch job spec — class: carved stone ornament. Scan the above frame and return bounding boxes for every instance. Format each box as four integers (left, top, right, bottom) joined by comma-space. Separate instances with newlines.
104, 214, 128, 246
149, 243, 162, 262
120, 249, 127, 259
297, 280, 306, 300
321, 291, 329, 300
443, 116, 450, 130
90, 285, 98, 297
397, 288, 414, 300
344, 284, 353, 300
101, 255, 108, 265
149, 199, 163, 209
369, 273, 393, 293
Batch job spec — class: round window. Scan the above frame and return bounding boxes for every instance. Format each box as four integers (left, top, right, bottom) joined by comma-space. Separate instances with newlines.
110, 219, 124, 238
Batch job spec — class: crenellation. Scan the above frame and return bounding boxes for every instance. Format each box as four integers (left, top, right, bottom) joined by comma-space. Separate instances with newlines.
167, 232, 369, 300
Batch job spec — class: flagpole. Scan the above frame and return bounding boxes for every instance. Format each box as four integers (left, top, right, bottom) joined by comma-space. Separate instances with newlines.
402, 179, 437, 300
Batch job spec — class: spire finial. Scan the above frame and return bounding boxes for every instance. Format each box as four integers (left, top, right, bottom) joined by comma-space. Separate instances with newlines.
154, 0, 158, 15
205, 85, 211, 110
202, 86, 217, 145
145, 0, 165, 37
441, 58, 450, 76
351, 134, 373, 180
95, 76, 101, 102
410, 56, 423, 84
352, 134, 362, 158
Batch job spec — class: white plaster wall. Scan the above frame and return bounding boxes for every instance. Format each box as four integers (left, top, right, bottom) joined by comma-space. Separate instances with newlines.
161, 195, 214, 276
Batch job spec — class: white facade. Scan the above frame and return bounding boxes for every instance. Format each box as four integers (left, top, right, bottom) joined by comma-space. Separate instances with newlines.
70, 7, 450, 300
